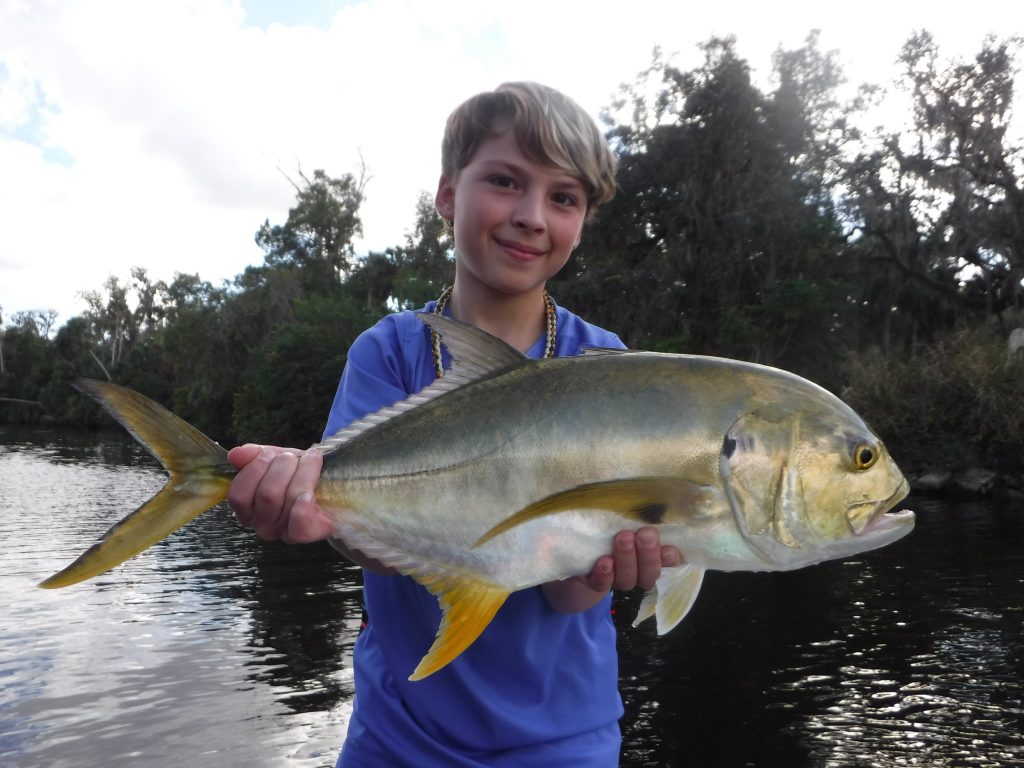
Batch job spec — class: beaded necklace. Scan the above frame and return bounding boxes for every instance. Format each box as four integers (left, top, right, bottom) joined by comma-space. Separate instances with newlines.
431, 286, 557, 378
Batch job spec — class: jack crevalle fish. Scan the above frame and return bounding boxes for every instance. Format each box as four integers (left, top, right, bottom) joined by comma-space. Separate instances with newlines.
41, 314, 914, 680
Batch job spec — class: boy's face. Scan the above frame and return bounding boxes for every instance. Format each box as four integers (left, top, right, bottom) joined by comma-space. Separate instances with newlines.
435, 124, 587, 300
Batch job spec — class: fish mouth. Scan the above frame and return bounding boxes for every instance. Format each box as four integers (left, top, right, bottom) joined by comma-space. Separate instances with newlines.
845, 477, 914, 537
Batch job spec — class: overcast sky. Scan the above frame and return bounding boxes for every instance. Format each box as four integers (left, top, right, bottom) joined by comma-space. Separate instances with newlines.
0, 0, 1017, 327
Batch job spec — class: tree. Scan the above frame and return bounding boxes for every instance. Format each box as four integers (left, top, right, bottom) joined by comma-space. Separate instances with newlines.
842, 32, 1024, 349
39, 316, 104, 425
553, 38, 849, 379
232, 295, 372, 444
256, 168, 366, 294
345, 192, 453, 313
390, 192, 454, 309
0, 310, 53, 417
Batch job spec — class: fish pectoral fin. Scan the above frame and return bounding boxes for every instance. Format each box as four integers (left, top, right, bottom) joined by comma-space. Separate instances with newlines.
475, 477, 711, 547
408, 569, 510, 681
39, 473, 231, 589
632, 563, 705, 635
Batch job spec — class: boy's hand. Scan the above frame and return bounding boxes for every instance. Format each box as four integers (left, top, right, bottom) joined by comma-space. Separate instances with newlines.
542, 527, 683, 614
227, 444, 333, 544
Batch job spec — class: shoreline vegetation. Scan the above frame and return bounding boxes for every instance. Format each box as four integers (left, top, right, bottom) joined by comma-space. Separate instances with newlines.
3, 34, 1024, 495
843, 327, 1024, 500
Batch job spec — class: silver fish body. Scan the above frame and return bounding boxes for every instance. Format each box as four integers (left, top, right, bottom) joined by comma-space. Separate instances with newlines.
41, 314, 913, 680
320, 316, 910, 580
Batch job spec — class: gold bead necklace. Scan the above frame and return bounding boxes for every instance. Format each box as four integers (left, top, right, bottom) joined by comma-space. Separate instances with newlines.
431, 286, 557, 378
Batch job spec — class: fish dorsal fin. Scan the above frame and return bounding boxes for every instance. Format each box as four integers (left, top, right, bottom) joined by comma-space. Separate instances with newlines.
580, 346, 634, 356
416, 312, 527, 375
475, 477, 716, 547
632, 563, 706, 634
318, 314, 526, 454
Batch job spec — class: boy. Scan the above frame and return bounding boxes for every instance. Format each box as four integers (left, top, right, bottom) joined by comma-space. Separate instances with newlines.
228, 82, 681, 766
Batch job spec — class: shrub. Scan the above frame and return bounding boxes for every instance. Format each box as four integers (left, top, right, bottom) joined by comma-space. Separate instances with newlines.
842, 326, 1024, 472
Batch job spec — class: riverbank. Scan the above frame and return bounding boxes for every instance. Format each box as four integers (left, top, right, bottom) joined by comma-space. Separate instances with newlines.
911, 466, 1024, 500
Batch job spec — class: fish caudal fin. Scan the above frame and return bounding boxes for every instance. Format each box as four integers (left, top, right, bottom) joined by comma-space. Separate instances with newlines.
39, 379, 235, 589
39, 476, 232, 588
632, 563, 705, 634
409, 571, 510, 681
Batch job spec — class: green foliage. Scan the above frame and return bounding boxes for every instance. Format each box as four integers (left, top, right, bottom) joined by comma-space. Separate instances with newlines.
256, 168, 365, 293
390, 193, 455, 308
2, 33, 1022, 474
0, 321, 52, 423
843, 326, 1024, 471
841, 31, 1024, 349
345, 193, 454, 313
555, 35, 848, 380
232, 295, 374, 444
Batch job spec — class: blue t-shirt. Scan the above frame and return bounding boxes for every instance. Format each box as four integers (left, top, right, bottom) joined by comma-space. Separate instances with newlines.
325, 300, 627, 768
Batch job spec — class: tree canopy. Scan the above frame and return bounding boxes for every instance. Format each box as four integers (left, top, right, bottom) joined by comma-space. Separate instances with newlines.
3, 31, 1022, 469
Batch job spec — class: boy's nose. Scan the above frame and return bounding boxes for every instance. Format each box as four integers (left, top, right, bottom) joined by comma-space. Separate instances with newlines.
512, 192, 545, 231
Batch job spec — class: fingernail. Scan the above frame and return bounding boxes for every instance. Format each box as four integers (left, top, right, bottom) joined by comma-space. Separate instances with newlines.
260, 448, 275, 461
637, 529, 656, 548
297, 491, 314, 505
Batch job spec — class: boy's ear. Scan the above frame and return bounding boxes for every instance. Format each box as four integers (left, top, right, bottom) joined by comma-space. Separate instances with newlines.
435, 175, 455, 220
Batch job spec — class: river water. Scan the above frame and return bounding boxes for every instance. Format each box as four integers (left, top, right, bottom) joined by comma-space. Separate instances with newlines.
1, 427, 1021, 767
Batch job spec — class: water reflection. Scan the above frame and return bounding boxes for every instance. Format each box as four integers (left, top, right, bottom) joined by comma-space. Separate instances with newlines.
615, 498, 1024, 767
2, 428, 1022, 767
0, 427, 360, 767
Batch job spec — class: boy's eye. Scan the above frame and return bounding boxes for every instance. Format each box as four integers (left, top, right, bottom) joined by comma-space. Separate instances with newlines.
489, 175, 516, 188
552, 191, 579, 207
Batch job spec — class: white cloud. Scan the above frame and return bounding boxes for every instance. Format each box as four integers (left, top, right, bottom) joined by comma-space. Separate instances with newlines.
0, 0, 1016, 326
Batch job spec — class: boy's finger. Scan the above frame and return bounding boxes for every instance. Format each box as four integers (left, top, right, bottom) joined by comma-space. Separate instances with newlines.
252, 451, 300, 537
227, 447, 278, 523
581, 556, 614, 593
635, 527, 662, 592
284, 491, 335, 544
284, 449, 323, 513
661, 545, 683, 568
611, 531, 637, 591
227, 443, 262, 470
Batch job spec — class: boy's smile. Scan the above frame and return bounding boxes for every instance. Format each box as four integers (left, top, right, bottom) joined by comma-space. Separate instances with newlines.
435, 124, 587, 301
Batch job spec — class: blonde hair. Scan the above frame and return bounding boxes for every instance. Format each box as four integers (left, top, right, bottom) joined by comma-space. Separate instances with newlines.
441, 82, 617, 217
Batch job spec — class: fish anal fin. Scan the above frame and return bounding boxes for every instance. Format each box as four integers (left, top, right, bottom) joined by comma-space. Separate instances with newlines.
39, 473, 231, 589
632, 564, 705, 634
408, 571, 510, 681
476, 477, 711, 547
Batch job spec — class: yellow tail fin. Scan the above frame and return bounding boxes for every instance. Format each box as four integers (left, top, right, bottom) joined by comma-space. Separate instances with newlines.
39, 379, 235, 588
408, 571, 510, 681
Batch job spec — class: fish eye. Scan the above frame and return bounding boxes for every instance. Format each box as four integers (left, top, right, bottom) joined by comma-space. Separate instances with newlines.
853, 443, 878, 470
